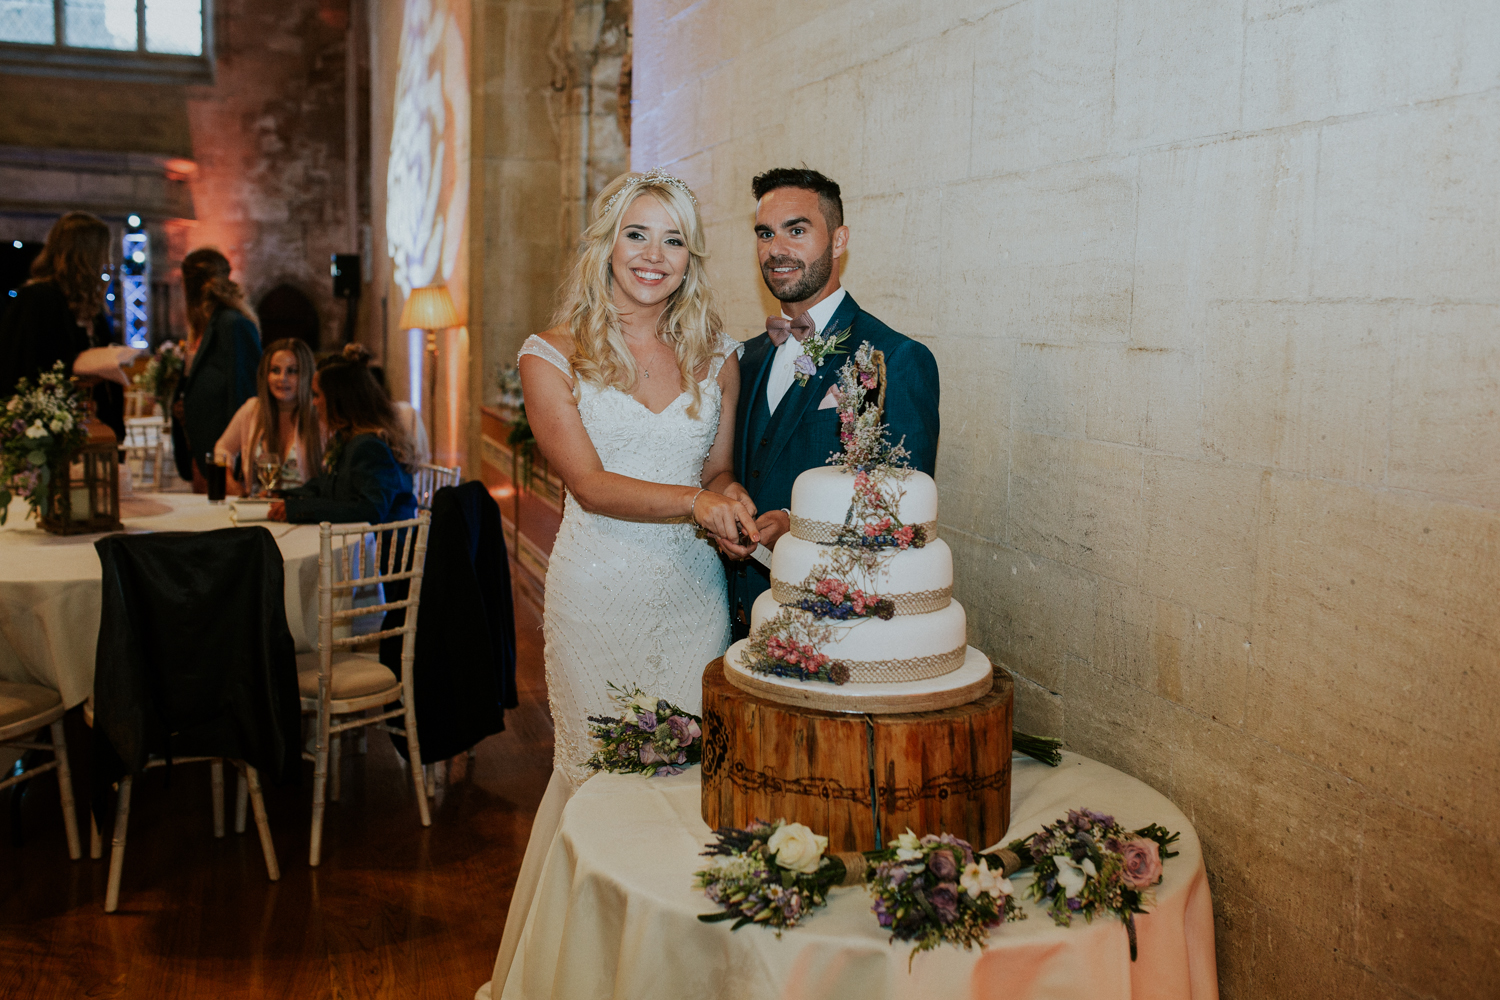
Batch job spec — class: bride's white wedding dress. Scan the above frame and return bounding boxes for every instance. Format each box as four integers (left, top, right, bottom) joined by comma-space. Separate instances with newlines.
480, 333, 739, 998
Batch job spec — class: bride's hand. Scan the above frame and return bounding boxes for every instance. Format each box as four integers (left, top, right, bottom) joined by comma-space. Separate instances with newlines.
690, 490, 759, 547
721, 482, 757, 518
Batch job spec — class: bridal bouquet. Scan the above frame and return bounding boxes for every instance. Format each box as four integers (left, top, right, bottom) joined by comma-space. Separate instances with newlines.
695, 820, 848, 932
0, 362, 88, 525
867, 829, 1025, 961
1006, 808, 1180, 959
584, 683, 702, 777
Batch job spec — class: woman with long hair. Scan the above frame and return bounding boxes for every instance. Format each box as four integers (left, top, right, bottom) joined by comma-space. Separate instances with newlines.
213, 337, 323, 492
0, 212, 127, 438
488, 169, 755, 990
268, 348, 415, 525
177, 248, 261, 485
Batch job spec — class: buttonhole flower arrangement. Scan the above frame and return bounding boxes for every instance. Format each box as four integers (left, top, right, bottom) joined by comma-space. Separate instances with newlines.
867, 829, 1025, 964
743, 608, 850, 685
696, 819, 853, 932
792, 322, 851, 386
1004, 808, 1180, 960
585, 682, 702, 777
0, 363, 88, 525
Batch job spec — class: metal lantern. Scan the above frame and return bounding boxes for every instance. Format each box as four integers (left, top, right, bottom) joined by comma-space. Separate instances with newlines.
40, 417, 123, 534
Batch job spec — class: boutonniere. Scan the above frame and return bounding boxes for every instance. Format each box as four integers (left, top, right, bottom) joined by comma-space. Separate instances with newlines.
793, 323, 850, 386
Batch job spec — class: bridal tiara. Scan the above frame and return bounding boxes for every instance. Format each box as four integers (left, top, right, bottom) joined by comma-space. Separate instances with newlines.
601, 167, 698, 219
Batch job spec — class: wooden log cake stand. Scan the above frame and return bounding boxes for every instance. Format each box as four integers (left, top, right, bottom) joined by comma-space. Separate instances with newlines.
700, 658, 1014, 852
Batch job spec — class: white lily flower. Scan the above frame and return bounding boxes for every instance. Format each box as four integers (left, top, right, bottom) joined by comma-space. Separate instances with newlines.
1053, 855, 1088, 898
895, 829, 924, 861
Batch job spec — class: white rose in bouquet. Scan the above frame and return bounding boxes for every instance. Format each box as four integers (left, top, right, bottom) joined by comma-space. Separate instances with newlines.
766, 821, 829, 874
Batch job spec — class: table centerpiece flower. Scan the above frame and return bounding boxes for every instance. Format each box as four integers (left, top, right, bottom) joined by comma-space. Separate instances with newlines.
0, 362, 89, 526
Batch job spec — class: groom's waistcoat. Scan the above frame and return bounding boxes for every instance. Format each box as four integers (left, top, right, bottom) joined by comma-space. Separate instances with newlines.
728, 292, 941, 624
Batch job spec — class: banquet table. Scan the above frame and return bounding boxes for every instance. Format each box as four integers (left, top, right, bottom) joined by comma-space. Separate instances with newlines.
0, 492, 325, 708
482, 752, 1218, 1000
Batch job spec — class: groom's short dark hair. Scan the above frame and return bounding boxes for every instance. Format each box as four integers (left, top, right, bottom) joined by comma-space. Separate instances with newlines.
752, 168, 844, 231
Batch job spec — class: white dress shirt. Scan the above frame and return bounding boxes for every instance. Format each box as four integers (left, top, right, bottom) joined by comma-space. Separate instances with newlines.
765, 287, 847, 413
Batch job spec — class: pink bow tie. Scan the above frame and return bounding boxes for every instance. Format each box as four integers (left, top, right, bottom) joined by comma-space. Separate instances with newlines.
765, 313, 816, 347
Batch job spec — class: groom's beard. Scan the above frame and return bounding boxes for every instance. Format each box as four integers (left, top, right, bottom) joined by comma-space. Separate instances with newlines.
762, 240, 834, 303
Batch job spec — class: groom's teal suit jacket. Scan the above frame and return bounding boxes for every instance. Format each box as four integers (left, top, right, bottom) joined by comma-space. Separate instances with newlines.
728, 292, 940, 632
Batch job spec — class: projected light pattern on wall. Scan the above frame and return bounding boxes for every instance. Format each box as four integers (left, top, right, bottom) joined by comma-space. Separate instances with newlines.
386, 0, 469, 300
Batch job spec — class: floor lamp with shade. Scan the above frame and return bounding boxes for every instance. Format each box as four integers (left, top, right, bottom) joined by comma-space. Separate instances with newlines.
397, 284, 463, 451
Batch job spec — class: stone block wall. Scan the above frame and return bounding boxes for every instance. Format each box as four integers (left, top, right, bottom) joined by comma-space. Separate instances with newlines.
631, 1, 1500, 996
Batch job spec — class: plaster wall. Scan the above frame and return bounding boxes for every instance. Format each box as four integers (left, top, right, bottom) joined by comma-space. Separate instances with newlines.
632, 1, 1500, 996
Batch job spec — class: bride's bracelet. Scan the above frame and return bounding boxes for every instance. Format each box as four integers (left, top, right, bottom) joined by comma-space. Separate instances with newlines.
688, 487, 708, 522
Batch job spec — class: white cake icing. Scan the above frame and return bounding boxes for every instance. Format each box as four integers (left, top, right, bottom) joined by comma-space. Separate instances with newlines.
790, 465, 938, 526
749, 589, 967, 668
771, 534, 953, 602
724, 640, 994, 714
724, 462, 994, 713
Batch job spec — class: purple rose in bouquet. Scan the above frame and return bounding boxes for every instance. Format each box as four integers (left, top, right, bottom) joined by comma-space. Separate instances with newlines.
636, 710, 657, 732
929, 883, 959, 924
666, 715, 701, 747
1120, 838, 1163, 889
929, 848, 957, 881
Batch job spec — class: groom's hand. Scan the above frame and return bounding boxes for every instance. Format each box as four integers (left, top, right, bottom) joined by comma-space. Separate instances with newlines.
753, 509, 790, 550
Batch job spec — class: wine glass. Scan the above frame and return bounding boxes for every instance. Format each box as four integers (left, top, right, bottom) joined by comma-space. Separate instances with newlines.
255, 452, 282, 497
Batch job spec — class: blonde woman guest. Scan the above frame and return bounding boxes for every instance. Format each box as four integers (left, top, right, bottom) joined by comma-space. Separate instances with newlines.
213, 338, 323, 493
485, 169, 755, 994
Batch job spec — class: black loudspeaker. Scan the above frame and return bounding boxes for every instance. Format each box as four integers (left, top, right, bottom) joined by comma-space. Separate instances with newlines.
331, 254, 361, 299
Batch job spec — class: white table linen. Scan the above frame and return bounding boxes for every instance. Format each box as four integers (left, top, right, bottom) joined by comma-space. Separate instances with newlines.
0, 493, 323, 708
480, 752, 1218, 1000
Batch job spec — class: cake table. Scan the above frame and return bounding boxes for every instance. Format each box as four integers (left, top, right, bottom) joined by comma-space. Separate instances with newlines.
479, 752, 1219, 1000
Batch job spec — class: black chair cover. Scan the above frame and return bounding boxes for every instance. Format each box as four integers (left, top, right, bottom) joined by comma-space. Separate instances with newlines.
91, 527, 302, 824
384, 480, 517, 763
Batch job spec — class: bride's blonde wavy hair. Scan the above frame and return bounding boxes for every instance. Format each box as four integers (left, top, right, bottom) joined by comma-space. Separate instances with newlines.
556, 170, 724, 419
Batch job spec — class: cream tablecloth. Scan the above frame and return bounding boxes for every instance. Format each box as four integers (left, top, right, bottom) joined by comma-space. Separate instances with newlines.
0, 493, 324, 708
480, 752, 1218, 1000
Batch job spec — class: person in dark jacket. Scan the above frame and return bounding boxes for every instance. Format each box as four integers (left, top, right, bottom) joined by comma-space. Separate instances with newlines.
269, 348, 417, 525
0, 211, 126, 439
178, 248, 261, 484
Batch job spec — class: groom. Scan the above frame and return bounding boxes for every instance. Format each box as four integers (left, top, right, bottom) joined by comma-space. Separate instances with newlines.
723, 167, 940, 639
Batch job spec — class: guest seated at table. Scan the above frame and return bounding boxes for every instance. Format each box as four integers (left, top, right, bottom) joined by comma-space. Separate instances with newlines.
0, 211, 128, 439
269, 350, 417, 525
362, 347, 432, 466
176, 248, 262, 487
213, 337, 323, 493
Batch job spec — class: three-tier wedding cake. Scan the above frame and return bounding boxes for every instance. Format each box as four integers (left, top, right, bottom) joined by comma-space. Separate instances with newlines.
704, 341, 1012, 850
721, 351, 993, 714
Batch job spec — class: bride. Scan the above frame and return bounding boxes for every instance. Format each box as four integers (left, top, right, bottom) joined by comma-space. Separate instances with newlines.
485, 168, 757, 993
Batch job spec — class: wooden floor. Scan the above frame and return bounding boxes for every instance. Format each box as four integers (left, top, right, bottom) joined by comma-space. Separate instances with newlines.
0, 594, 552, 1000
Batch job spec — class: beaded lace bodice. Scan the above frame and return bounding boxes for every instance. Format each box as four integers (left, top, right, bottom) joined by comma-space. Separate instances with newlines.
519, 333, 740, 787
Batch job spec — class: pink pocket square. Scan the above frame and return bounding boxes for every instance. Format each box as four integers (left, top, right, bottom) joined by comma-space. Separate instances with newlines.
818, 387, 841, 410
